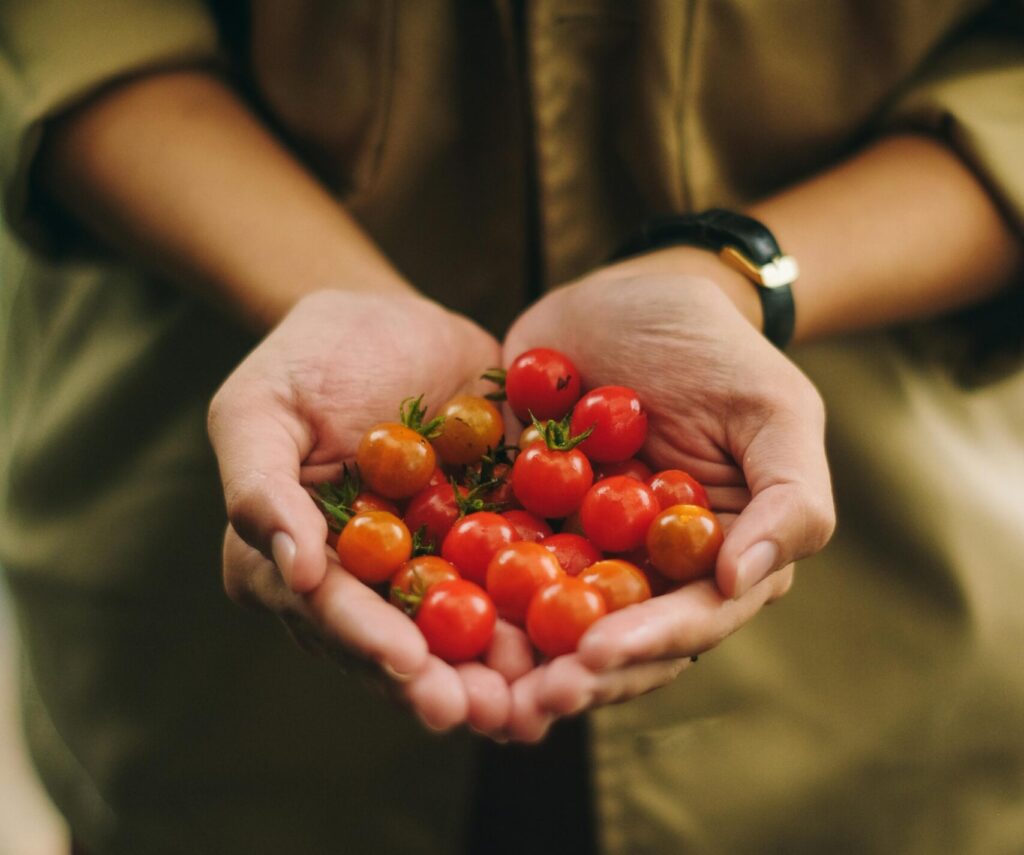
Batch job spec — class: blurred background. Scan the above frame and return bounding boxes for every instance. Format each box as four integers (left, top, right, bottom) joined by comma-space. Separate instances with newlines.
0, 575, 68, 855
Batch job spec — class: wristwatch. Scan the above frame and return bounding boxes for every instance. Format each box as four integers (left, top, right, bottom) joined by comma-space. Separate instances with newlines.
613, 209, 798, 349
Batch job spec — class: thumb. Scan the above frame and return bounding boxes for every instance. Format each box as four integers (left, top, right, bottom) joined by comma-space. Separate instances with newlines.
208, 384, 328, 593
716, 393, 835, 599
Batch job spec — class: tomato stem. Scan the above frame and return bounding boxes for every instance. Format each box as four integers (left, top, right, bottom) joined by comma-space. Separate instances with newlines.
400, 395, 445, 439
480, 367, 507, 402
529, 413, 594, 452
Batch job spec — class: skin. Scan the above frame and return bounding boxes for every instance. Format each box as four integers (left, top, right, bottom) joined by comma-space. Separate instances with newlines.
39, 69, 1024, 742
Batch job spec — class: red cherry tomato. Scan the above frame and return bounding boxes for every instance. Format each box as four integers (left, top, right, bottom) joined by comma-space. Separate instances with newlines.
593, 458, 653, 482
486, 542, 564, 625
415, 579, 496, 663
404, 482, 466, 551
441, 511, 520, 585
336, 511, 412, 584
502, 509, 554, 543
580, 559, 651, 612
432, 395, 505, 466
580, 475, 660, 553
505, 348, 582, 422
344, 493, 397, 518
646, 504, 724, 582
570, 386, 647, 463
541, 533, 602, 576
357, 423, 438, 499
526, 577, 607, 658
389, 555, 460, 614
646, 469, 710, 510
425, 466, 448, 489
512, 444, 593, 519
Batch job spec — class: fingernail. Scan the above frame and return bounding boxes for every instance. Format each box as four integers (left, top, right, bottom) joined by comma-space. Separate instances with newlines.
271, 531, 297, 586
734, 541, 779, 598
381, 661, 414, 684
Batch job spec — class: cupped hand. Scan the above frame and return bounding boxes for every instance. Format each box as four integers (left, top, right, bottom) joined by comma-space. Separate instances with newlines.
208, 290, 533, 733
500, 259, 835, 738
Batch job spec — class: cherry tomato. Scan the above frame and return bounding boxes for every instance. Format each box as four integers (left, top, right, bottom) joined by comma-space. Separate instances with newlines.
336, 510, 412, 583
425, 466, 448, 489
404, 482, 466, 551
580, 475, 660, 553
517, 423, 544, 451
541, 533, 602, 576
580, 559, 651, 612
512, 444, 593, 519
441, 511, 520, 585
646, 504, 724, 582
593, 458, 653, 482
646, 469, 710, 510
502, 509, 554, 543
526, 577, 607, 658
349, 492, 400, 516
389, 555, 460, 614
431, 395, 504, 466
570, 386, 647, 462
415, 579, 496, 663
505, 348, 582, 422
486, 542, 564, 625
357, 423, 437, 499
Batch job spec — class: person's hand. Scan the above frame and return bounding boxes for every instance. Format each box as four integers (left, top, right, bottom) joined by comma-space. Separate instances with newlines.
208, 290, 533, 733
500, 256, 835, 740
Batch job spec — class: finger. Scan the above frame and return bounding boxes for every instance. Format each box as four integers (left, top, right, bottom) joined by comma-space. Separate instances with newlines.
305, 566, 429, 679
401, 656, 470, 733
223, 524, 314, 618
536, 655, 691, 715
718, 392, 835, 598
704, 486, 752, 513
208, 382, 328, 593
457, 662, 512, 735
484, 621, 536, 682
506, 667, 555, 744
576, 573, 791, 671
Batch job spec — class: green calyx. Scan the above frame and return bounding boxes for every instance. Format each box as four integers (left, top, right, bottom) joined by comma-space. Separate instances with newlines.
450, 475, 503, 516
480, 367, 507, 402
314, 464, 361, 531
400, 395, 444, 439
410, 525, 436, 557
530, 413, 593, 452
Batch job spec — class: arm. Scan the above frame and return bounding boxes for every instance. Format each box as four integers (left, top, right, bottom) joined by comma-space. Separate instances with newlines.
37, 69, 410, 330
618, 134, 1023, 340
36, 68, 527, 734
502, 132, 1023, 741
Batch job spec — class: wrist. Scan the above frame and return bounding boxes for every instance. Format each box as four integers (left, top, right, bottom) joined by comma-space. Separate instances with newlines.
607, 245, 764, 330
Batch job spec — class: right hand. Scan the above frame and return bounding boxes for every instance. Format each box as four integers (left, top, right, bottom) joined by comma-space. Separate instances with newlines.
207, 290, 533, 733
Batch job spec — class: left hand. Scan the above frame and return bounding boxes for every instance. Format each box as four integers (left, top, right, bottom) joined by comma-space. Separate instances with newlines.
500, 254, 834, 740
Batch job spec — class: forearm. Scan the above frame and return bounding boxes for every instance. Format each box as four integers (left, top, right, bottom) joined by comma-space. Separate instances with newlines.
619, 134, 1024, 344
37, 69, 411, 332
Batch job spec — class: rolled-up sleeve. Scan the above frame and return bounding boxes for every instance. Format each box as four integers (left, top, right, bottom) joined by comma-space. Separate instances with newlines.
880, 2, 1024, 385
0, 0, 220, 252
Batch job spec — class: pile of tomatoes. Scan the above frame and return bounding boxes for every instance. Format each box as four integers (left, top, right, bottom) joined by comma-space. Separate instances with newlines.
315, 348, 722, 664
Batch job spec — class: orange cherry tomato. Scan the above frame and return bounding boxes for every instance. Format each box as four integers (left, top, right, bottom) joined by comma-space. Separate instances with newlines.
645, 504, 723, 582
431, 395, 505, 466
486, 542, 564, 626
336, 510, 413, 584
580, 559, 651, 612
526, 577, 607, 658
389, 555, 460, 614
357, 423, 437, 499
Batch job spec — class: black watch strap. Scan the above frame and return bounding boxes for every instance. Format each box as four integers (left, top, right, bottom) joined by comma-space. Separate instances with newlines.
613, 209, 798, 349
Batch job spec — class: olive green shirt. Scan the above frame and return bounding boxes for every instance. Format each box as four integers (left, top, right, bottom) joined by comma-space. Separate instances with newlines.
1, 2, 1023, 853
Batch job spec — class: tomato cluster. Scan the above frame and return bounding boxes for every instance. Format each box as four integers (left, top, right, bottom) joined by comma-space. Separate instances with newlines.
314, 349, 723, 664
